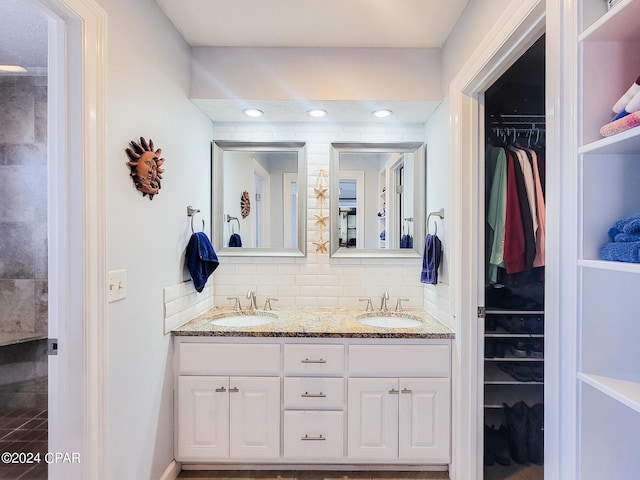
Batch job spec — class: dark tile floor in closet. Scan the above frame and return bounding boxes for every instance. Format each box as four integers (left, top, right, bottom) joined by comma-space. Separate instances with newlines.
0, 407, 48, 479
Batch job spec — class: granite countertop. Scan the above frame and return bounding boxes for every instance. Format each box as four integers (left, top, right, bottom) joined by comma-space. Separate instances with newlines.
172, 307, 454, 339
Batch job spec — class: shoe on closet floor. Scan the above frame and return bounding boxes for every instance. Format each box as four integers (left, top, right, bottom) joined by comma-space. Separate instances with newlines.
504, 401, 529, 464
527, 403, 544, 464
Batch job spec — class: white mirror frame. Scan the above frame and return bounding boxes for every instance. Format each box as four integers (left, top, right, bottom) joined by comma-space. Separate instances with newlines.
212, 140, 307, 257
329, 142, 426, 258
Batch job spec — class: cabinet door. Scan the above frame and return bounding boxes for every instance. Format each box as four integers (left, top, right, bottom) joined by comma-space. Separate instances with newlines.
177, 376, 229, 461
347, 378, 398, 460
398, 378, 450, 463
229, 376, 280, 459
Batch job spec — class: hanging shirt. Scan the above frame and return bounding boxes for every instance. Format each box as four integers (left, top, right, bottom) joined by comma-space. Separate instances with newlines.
487, 147, 507, 283
503, 150, 526, 274
529, 148, 546, 267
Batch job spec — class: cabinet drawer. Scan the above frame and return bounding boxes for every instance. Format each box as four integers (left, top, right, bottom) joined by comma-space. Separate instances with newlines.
283, 377, 344, 409
284, 344, 344, 375
179, 343, 280, 375
283, 411, 344, 459
349, 344, 450, 377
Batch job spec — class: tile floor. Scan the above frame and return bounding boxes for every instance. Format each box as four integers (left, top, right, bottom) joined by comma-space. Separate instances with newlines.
0, 407, 48, 480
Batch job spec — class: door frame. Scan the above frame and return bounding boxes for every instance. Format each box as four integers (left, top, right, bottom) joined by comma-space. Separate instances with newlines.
32, 0, 108, 478
447, 1, 558, 479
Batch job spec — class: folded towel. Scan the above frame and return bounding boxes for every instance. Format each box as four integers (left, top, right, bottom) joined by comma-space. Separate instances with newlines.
600, 109, 640, 137
599, 241, 640, 263
614, 232, 640, 243
613, 212, 640, 234
228, 233, 242, 247
185, 232, 219, 292
421, 234, 442, 285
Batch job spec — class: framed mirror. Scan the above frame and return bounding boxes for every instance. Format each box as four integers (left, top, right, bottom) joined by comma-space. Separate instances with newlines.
212, 141, 307, 257
329, 142, 425, 258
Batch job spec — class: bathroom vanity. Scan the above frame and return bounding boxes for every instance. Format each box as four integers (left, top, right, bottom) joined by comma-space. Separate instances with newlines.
172, 308, 454, 470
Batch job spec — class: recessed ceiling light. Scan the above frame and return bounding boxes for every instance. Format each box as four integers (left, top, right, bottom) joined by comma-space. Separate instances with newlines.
243, 108, 263, 117
0, 65, 27, 73
372, 109, 393, 118
307, 109, 327, 118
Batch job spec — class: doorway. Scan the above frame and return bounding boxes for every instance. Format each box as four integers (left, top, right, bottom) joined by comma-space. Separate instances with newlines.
0, 2, 50, 478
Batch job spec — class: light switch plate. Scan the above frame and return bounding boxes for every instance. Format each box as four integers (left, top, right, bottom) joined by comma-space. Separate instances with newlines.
108, 269, 127, 302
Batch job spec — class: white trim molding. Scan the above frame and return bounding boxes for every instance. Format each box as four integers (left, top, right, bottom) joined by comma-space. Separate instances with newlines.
447, 1, 546, 479
37, 0, 108, 478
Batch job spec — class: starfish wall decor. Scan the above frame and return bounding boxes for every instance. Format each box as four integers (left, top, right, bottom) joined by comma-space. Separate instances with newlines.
314, 169, 329, 254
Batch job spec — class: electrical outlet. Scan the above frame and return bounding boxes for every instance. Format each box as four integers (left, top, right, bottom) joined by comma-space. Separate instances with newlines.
107, 269, 127, 302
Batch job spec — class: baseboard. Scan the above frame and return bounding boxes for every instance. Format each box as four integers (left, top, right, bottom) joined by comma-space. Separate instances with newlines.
159, 460, 181, 480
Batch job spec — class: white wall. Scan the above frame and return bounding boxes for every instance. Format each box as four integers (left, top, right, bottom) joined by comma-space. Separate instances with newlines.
98, 0, 213, 478
423, 0, 519, 325
212, 124, 427, 310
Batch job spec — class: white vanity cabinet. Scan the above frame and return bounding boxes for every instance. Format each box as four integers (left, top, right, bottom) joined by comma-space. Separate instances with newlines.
174, 336, 452, 468
347, 344, 451, 463
282, 344, 345, 460
175, 342, 281, 462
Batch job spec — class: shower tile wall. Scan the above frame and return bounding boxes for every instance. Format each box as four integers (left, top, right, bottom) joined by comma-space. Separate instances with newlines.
0, 75, 48, 409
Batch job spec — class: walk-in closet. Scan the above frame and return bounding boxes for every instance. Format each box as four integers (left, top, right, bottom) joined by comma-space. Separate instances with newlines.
482, 35, 545, 480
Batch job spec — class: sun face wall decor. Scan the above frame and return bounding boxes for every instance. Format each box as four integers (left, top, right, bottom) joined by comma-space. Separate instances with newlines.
241, 190, 251, 218
125, 137, 165, 200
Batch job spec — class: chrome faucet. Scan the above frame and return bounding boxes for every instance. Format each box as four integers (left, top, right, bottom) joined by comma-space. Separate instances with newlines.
395, 298, 410, 312
264, 297, 279, 311
227, 296, 242, 311
380, 290, 390, 312
246, 289, 258, 311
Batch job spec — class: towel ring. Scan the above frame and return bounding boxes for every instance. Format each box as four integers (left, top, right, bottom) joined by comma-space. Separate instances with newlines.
187, 205, 205, 233
426, 208, 445, 236
226, 214, 241, 234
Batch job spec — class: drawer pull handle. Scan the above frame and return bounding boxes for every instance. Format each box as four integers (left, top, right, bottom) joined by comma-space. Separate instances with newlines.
301, 392, 326, 398
229, 387, 239, 393
301, 434, 326, 441
389, 388, 399, 394
302, 358, 326, 364
401, 388, 412, 394
215, 387, 227, 393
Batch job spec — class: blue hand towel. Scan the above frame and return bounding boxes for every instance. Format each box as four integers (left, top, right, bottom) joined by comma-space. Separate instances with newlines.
599, 241, 640, 263
228, 233, 242, 247
421, 233, 442, 284
185, 232, 219, 292
614, 232, 640, 243
614, 212, 640, 234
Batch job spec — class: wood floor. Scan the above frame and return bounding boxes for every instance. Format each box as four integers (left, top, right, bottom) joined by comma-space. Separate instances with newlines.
178, 466, 544, 480
178, 471, 450, 480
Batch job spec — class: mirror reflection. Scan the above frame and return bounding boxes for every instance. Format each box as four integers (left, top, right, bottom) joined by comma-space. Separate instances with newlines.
212, 141, 307, 257
330, 143, 425, 257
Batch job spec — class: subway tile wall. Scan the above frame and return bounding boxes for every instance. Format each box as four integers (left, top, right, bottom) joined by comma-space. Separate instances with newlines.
211, 123, 427, 310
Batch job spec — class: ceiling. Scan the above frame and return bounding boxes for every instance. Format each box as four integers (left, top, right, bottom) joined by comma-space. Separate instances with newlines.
0, 0, 47, 71
0, 0, 470, 123
158, 0, 468, 123
155, 0, 469, 49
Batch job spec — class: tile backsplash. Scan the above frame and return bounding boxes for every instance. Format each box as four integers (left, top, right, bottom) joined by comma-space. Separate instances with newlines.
211, 123, 429, 311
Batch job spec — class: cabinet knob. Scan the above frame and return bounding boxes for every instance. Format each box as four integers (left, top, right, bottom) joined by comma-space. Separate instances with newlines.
401, 388, 412, 394
215, 387, 227, 393
389, 388, 399, 394
229, 387, 239, 393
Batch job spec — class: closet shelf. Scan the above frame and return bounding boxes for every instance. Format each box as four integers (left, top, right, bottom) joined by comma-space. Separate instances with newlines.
579, 372, 640, 414
484, 363, 544, 385
579, 126, 640, 155
578, 259, 640, 274
485, 333, 544, 338
579, 0, 640, 42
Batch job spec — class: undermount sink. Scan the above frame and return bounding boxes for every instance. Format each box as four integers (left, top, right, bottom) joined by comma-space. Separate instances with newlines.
210, 312, 276, 327
357, 313, 422, 329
